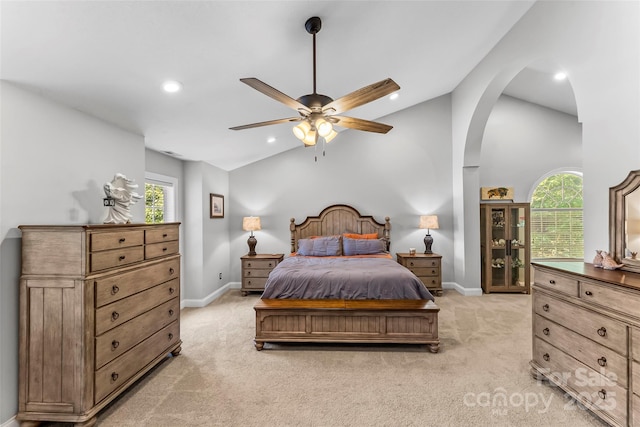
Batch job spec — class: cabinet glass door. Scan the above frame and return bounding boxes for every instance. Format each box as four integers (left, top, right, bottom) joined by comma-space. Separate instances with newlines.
490, 207, 508, 288
507, 206, 528, 290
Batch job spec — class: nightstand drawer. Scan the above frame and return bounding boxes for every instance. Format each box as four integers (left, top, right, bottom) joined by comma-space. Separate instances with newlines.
534, 292, 627, 354
242, 259, 279, 269
243, 277, 268, 290
418, 277, 442, 288
91, 230, 144, 252
243, 269, 273, 278
403, 258, 439, 268
534, 269, 578, 297
410, 267, 440, 277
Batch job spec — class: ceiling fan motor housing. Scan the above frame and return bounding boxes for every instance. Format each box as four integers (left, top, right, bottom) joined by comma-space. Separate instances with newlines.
297, 93, 333, 113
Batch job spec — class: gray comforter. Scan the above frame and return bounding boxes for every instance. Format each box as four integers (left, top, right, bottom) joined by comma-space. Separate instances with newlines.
261, 256, 434, 301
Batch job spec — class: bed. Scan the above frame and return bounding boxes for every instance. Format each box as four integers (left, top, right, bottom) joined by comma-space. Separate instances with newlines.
254, 204, 440, 352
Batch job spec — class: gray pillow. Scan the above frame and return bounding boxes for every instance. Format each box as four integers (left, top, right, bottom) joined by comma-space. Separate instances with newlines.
297, 236, 342, 256
343, 237, 387, 256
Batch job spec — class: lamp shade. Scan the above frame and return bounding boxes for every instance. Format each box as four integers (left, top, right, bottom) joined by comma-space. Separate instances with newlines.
242, 216, 262, 232
419, 215, 439, 230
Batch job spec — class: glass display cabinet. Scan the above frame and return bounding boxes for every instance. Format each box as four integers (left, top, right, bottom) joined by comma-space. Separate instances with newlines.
480, 203, 530, 293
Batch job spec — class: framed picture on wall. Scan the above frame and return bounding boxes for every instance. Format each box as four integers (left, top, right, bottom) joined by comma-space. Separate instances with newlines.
210, 193, 224, 218
480, 186, 514, 201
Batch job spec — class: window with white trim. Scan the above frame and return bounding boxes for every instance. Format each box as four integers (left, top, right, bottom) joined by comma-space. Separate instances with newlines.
530, 173, 583, 260
145, 173, 176, 224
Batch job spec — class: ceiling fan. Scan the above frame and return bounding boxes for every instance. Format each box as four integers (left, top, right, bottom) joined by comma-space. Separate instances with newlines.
230, 16, 400, 147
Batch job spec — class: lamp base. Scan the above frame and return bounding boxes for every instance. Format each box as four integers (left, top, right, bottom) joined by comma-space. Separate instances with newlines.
424, 233, 433, 254
247, 235, 257, 256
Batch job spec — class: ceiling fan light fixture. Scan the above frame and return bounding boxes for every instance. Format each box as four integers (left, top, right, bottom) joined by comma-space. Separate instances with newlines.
315, 118, 333, 137
324, 129, 338, 143
293, 121, 311, 140
303, 129, 318, 146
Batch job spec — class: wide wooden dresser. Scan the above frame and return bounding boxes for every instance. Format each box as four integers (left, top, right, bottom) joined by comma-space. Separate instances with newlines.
17, 223, 182, 427
531, 261, 640, 427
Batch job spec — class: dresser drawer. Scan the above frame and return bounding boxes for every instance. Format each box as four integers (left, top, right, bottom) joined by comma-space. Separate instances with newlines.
94, 321, 179, 403
534, 269, 579, 297
95, 257, 179, 307
242, 258, 279, 270
90, 230, 144, 252
634, 394, 640, 427
402, 258, 440, 269
534, 314, 626, 387
533, 337, 627, 424
95, 298, 179, 369
243, 268, 274, 278
145, 226, 178, 244
534, 292, 628, 354
633, 360, 640, 397
581, 280, 640, 321
634, 328, 640, 362
145, 240, 179, 259
243, 277, 268, 290
96, 279, 179, 335
90, 246, 144, 272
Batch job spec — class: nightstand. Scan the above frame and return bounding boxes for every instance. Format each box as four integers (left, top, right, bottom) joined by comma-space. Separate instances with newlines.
240, 253, 284, 296
396, 252, 443, 296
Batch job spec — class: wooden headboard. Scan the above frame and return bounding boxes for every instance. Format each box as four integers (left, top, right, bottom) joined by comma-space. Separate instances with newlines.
289, 204, 390, 253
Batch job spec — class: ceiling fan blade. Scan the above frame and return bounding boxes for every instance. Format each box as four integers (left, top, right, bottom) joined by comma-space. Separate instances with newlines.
240, 78, 311, 114
323, 78, 400, 115
230, 117, 302, 131
332, 116, 393, 134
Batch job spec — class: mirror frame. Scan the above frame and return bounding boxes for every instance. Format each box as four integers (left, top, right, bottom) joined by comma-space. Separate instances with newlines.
610, 169, 640, 272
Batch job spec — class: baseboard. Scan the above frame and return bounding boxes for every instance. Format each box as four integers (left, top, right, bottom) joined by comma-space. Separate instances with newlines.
443, 282, 483, 296
181, 282, 241, 308
1, 416, 19, 427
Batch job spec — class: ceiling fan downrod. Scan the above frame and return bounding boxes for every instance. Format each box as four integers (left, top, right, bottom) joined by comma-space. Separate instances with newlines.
305, 16, 322, 95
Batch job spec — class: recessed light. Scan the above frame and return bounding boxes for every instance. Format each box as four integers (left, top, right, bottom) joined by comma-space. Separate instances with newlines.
554, 72, 567, 81
162, 80, 183, 93
267, 137, 276, 143
389, 92, 399, 100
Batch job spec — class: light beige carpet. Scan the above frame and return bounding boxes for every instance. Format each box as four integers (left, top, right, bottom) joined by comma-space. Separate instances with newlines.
68, 290, 608, 426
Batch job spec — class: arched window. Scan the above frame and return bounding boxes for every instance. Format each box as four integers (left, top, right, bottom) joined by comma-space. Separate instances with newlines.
530, 172, 583, 260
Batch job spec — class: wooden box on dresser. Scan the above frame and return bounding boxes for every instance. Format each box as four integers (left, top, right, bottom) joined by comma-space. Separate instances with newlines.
17, 223, 182, 427
531, 261, 640, 427
240, 253, 284, 296
395, 253, 442, 296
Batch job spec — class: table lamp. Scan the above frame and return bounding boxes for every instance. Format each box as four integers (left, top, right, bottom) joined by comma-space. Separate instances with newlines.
419, 215, 439, 254
242, 216, 261, 256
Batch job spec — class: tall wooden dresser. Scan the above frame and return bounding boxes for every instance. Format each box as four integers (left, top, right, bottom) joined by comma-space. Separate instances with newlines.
531, 261, 640, 427
17, 223, 182, 427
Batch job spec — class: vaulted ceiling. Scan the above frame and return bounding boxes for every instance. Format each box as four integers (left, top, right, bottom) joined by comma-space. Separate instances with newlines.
1, 1, 576, 171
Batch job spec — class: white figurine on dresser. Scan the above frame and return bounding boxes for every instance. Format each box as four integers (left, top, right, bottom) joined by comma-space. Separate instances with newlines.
103, 173, 143, 224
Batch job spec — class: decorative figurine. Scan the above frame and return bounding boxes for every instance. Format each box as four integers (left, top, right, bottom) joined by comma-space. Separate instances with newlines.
103, 173, 143, 224
593, 249, 603, 268
600, 251, 624, 270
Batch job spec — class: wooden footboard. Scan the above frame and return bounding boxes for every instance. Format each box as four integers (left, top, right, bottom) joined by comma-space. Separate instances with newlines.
254, 299, 439, 352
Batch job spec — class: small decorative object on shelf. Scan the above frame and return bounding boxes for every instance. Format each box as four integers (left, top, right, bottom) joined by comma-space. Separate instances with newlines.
103, 173, 142, 224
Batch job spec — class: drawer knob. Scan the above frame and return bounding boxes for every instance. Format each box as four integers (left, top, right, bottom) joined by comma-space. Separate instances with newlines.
247, 280, 252, 285
543, 353, 550, 362
247, 271, 251, 276
543, 328, 550, 336
549, 279, 556, 284
119, 238, 126, 243
247, 263, 252, 267
119, 255, 126, 261
111, 311, 120, 321
168, 333, 174, 340
585, 290, 593, 296
597, 356, 607, 367
268, 263, 273, 267
410, 262, 414, 267
169, 309, 174, 316
431, 270, 436, 274
598, 389, 607, 400
163, 233, 168, 238
111, 372, 119, 382
169, 267, 175, 275
542, 304, 549, 312
111, 285, 119, 295
163, 247, 168, 252
597, 327, 607, 337
111, 340, 120, 350
169, 287, 175, 294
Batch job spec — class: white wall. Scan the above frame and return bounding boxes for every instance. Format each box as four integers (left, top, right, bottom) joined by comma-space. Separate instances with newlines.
452, 0, 639, 289
0, 81, 145, 424
480, 95, 582, 200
